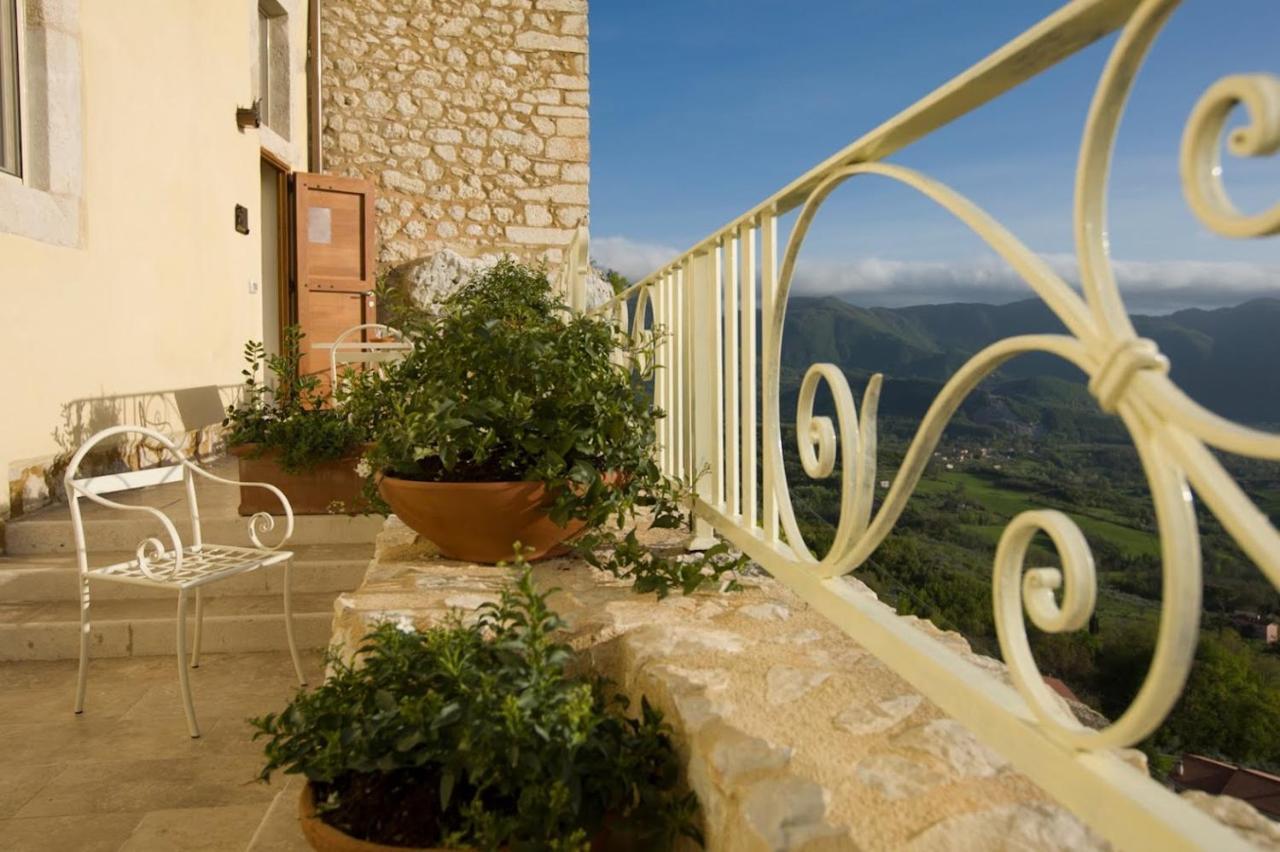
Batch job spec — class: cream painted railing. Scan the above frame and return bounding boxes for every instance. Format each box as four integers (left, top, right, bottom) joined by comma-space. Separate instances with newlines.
591, 1, 1279, 849
557, 223, 591, 313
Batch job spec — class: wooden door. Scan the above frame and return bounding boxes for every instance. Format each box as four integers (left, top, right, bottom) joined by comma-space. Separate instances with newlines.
292, 172, 377, 382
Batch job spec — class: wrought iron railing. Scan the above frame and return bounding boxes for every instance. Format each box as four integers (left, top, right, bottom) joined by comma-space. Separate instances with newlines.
590, 1, 1279, 848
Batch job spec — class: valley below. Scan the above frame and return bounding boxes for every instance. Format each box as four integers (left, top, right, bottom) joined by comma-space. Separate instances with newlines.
775, 295, 1280, 774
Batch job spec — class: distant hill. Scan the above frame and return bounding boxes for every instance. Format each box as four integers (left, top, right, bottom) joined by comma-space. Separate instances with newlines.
779, 297, 1280, 426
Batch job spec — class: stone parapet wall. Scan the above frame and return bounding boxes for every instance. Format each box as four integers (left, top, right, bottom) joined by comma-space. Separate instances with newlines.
331, 518, 1279, 851
320, 0, 589, 268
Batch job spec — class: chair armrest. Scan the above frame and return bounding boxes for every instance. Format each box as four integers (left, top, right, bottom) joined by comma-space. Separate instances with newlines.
185, 465, 296, 550
66, 487, 187, 581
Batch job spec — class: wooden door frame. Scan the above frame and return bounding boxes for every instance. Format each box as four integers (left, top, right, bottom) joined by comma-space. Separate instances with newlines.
261, 148, 293, 338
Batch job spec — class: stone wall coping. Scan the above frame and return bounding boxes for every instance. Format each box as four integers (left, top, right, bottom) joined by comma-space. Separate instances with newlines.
329, 518, 1280, 851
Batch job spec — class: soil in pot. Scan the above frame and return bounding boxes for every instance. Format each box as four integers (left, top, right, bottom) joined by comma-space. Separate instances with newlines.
300, 780, 648, 852
377, 475, 586, 564
300, 777, 448, 852
231, 444, 368, 516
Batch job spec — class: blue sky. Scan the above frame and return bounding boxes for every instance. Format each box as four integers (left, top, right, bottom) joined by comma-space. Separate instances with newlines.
587, 1, 1280, 311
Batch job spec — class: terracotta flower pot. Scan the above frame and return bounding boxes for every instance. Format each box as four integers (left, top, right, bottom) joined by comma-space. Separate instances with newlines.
230, 444, 369, 516
376, 474, 585, 564
299, 782, 451, 852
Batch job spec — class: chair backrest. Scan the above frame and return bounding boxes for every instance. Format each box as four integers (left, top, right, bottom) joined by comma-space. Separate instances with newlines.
64, 426, 203, 567
327, 322, 412, 396
70, 463, 185, 496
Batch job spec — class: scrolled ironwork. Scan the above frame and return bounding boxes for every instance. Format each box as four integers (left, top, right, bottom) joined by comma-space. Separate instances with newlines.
134, 535, 177, 582
1181, 72, 1280, 239
993, 510, 1098, 738
587, 0, 1278, 845
747, 0, 1280, 756
248, 511, 279, 551
791, 363, 879, 566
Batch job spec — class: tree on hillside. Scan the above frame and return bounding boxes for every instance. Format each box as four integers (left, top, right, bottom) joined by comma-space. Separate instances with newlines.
1095, 626, 1280, 770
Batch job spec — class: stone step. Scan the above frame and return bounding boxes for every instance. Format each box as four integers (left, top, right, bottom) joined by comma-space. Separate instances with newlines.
0, 593, 337, 661
0, 544, 372, 602
4, 511, 386, 555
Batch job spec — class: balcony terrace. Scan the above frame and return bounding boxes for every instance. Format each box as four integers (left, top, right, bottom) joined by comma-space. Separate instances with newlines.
1, 0, 1278, 850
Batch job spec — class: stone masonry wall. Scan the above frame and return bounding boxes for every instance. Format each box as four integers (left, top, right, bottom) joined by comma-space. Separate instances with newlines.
320, 0, 589, 268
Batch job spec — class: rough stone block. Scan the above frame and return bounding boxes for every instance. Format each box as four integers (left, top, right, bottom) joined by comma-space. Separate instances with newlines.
428, 127, 463, 144
556, 117, 588, 137
560, 15, 587, 36
514, 31, 586, 54
536, 104, 588, 118
524, 204, 553, 226
505, 225, 573, 245
550, 73, 589, 90
536, 0, 587, 11
561, 162, 589, 184
546, 136, 588, 162
382, 170, 427, 195
548, 183, 588, 204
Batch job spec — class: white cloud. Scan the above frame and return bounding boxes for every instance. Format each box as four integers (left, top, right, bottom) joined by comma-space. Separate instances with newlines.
794, 254, 1280, 311
591, 235, 1280, 312
591, 235, 680, 283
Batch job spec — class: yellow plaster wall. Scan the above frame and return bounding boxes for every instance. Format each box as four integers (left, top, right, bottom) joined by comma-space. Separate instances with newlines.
0, 1, 309, 515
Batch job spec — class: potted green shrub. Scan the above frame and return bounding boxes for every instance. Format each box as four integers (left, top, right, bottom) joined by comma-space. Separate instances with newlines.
252, 562, 702, 851
224, 327, 368, 515
343, 260, 669, 563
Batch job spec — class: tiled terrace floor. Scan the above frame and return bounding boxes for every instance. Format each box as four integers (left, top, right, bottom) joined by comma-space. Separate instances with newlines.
0, 651, 320, 851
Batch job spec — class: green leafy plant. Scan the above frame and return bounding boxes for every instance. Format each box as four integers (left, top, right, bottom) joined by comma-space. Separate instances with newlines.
252, 559, 702, 850
343, 259, 747, 596
224, 326, 364, 474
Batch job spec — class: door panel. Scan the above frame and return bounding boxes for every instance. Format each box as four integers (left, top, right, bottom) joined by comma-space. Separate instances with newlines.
293, 172, 377, 383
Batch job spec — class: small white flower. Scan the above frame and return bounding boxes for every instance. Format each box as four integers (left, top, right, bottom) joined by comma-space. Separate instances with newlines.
354, 458, 372, 478
393, 613, 417, 634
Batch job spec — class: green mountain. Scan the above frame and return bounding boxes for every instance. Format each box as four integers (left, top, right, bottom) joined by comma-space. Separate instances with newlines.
779, 296, 1280, 426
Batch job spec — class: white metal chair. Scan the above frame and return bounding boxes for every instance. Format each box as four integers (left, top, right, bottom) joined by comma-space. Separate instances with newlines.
66, 426, 305, 738
325, 322, 411, 395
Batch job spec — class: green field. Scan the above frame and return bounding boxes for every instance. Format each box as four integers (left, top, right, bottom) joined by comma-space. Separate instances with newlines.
916, 469, 1161, 557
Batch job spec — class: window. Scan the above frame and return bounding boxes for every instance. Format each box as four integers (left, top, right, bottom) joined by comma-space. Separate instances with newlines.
256, 2, 289, 137
0, 0, 19, 177
0, 0, 82, 246
257, 5, 271, 125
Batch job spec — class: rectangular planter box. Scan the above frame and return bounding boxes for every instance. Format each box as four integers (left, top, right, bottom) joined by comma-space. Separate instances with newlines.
229, 444, 367, 516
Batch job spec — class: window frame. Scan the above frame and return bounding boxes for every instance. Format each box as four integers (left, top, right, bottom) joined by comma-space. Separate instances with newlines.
0, 0, 21, 178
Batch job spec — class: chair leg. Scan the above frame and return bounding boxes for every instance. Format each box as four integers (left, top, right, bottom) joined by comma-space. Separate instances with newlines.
74, 575, 90, 715
175, 589, 200, 738
190, 587, 204, 668
282, 559, 307, 687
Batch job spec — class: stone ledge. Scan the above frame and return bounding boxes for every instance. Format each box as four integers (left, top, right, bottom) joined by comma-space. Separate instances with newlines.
330, 518, 1277, 851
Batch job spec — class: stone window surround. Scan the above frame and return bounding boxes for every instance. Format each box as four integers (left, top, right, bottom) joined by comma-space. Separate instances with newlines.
251, 0, 303, 168
0, 0, 83, 248
254, 0, 291, 142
